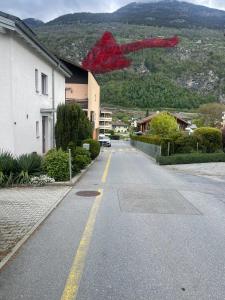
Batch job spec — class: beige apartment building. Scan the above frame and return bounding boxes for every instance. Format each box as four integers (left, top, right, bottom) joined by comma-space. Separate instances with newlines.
100, 110, 113, 134
60, 58, 100, 140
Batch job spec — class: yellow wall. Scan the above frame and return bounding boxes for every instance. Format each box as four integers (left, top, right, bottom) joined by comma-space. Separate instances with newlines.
88, 72, 100, 139
65, 83, 88, 100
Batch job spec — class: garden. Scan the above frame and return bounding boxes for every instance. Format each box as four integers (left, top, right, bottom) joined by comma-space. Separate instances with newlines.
0, 104, 100, 187
131, 112, 225, 165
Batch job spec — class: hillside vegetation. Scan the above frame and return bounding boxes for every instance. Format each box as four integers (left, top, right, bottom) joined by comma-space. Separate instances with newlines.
34, 2, 225, 110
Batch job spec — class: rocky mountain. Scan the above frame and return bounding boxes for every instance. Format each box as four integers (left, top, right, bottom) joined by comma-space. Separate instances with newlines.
33, 1, 225, 109
23, 18, 44, 28
46, 0, 225, 30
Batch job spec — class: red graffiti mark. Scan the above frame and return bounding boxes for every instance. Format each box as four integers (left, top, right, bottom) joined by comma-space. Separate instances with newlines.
82, 32, 179, 74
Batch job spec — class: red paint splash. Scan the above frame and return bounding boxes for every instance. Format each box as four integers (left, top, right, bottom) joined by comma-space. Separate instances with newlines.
82, 32, 179, 74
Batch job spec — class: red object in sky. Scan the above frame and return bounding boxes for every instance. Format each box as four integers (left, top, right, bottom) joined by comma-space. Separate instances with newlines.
82, 32, 179, 74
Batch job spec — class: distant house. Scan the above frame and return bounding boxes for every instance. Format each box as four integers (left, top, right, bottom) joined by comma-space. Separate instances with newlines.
99, 110, 112, 134
61, 58, 100, 140
0, 11, 71, 155
112, 121, 129, 134
137, 112, 189, 133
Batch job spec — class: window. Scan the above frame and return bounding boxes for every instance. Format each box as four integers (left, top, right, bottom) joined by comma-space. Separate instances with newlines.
35, 69, 38, 92
41, 73, 48, 95
36, 121, 40, 138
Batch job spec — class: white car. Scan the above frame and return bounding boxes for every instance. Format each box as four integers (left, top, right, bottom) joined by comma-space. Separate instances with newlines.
99, 135, 111, 147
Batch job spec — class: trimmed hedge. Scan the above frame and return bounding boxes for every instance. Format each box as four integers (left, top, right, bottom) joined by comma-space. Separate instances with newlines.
157, 152, 225, 165
131, 135, 172, 156
193, 127, 222, 153
83, 139, 100, 159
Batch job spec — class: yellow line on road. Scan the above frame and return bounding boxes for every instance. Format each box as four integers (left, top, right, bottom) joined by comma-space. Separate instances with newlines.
101, 153, 112, 183
60, 153, 112, 300
60, 189, 103, 300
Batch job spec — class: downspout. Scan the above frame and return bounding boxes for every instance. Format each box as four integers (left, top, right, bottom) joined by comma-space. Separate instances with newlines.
52, 68, 55, 148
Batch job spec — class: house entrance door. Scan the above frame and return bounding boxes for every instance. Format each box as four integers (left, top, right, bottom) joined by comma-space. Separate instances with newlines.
42, 116, 48, 154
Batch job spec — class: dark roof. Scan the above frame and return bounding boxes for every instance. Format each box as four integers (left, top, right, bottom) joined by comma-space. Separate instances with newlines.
59, 57, 88, 84
59, 57, 99, 84
138, 112, 189, 125
112, 121, 129, 127
0, 11, 71, 77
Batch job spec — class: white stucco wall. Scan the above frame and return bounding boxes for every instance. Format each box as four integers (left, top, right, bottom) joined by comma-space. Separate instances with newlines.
0, 30, 66, 156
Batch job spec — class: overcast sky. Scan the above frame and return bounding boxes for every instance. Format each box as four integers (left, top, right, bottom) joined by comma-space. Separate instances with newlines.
0, 0, 224, 22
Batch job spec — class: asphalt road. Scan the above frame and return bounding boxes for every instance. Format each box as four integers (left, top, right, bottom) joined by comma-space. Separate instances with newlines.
1, 141, 225, 300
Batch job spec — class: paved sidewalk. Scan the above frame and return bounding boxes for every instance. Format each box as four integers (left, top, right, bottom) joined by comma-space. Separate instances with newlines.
0, 186, 70, 262
166, 162, 225, 182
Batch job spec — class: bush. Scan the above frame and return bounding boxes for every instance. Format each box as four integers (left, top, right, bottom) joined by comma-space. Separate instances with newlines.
82, 139, 100, 159
73, 155, 91, 170
16, 153, 42, 184
150, 112, 179, 137
193, 127, 222, 153
0, 150, 15, 186
55, 103, 92, 150
130, 135, 172, 156
110, 135, 120, 140
157, 152, 225, 165
174, 135, 198, 154
43, 149, 69, 182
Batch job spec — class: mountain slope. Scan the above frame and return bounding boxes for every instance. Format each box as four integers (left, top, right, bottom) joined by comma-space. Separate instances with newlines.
46, 0, 225, 30
23, 18, 44, 28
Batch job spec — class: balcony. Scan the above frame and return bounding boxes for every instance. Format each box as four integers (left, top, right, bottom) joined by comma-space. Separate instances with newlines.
99, 124, 112, 130
66, 98, 88, 110
99, 117, 112, 122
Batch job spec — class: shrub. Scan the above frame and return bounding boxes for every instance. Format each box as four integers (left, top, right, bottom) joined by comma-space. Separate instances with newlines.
150, 112, 179, 137
157, 153, 225, 165
110, 135, 120, 140
73, 155, 91, 170
43, 149, 69, 182
193, 127, 222, 153
174, 135, 198, 154
0, 150, 15, 186
16, 153, 42, 184
55, 103, 92, 150
82, 139, 100, 159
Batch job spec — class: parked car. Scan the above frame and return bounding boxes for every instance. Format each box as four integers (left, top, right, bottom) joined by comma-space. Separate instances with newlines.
135, 131, 143, 136
98, 135, 111, 147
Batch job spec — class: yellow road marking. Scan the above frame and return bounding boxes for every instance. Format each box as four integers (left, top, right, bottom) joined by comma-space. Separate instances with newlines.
60, 189, 103, 300
101, 153, 112, 183
61, 153, 112, 300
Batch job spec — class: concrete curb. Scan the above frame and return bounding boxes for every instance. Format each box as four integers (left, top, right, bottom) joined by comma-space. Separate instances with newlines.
0, 158, 97, 271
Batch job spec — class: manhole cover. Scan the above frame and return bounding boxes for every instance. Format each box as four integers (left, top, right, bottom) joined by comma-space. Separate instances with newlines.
76, 191, 100, 197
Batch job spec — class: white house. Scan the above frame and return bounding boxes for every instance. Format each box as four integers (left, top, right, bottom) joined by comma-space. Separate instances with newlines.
112, 121, 129, 134
0, 11, 71, 155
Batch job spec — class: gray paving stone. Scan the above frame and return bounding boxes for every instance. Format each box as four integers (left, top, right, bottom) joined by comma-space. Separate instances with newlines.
0, 186, 70, 261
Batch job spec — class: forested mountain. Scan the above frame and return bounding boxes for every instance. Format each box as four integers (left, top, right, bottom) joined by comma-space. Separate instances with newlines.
33, 1, 225, 110
23, 18, 44, 28
47, 1, 225, 30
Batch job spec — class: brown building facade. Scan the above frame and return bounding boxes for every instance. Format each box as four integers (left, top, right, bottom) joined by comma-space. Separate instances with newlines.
138, 112, 189, 133
60, 58, 100, 140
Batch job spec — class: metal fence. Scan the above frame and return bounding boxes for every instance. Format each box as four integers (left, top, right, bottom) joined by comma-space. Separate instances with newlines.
130, 140, 161, 159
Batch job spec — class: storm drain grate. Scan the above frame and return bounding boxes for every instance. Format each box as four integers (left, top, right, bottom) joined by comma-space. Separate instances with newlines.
76, 191, 100, 197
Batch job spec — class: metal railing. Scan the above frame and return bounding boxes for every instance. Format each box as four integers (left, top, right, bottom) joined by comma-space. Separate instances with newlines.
130, 140, 161, 159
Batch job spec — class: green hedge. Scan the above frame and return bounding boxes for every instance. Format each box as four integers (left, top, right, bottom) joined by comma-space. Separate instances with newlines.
157, 152, 225, 165
131, 135, 172, 156
193, 127, 222, 153
82, 139, 100, 159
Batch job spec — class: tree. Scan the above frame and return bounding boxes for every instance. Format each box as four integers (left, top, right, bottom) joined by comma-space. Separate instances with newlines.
198, 103, 225, 127
55, 104, 92, 150
150, 112, 179, 137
